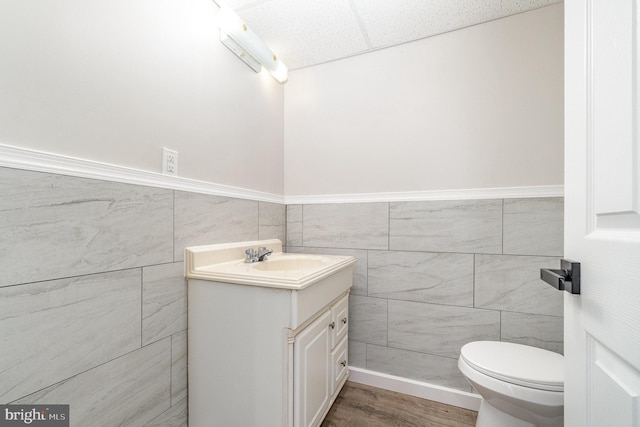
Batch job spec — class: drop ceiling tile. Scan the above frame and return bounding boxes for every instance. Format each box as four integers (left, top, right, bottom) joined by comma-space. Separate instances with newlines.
221, 0, 561, 70
225, 0, 256, 11
225, 0, 267, 10
233, 0, 369, 69
352, 0, 561, 49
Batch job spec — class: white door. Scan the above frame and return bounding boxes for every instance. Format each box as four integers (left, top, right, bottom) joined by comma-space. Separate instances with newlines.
565, 0, 640, 426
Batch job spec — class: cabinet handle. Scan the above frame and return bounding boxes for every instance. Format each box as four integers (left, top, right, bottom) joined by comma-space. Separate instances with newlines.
329, 322, 335, 329
340, 360, 347, 367
342, 317, 347, 324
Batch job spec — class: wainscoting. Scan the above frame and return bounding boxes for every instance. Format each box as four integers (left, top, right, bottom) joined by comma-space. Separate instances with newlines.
1, 162, 563, 424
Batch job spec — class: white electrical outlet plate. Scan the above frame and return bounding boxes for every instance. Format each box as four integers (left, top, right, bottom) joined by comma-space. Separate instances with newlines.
162, 148, 178, 176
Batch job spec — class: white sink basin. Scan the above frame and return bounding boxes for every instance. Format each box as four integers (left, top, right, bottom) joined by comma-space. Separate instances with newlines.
185, 239, 355, 290
250, 256, 328, 272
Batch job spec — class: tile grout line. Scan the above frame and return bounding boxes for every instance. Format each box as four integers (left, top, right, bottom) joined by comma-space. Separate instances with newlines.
385, 293, 389, 348
258, 201, 261, 240
0, 265, 173, 290
169, 334, 173, 406
472, 253, 476, 309
140, 267, 144, 349
172, 190, 176, 263
501, 198, 505, 255
284, 204, 288, 249
387, 202, 391, 251
364, 342, 367, 370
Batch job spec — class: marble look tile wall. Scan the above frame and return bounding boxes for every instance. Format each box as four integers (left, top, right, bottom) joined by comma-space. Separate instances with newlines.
173, 191, 260, 261
286, 197, 564, 393
389, 200, 503, 254
303, 203, 389, 249
368, 251, 474, 306
0, 168, 174, 287
0, 269, 142, 403
15, 339, 172, 426
142, 262, 187, 346
0, 167, 286, 426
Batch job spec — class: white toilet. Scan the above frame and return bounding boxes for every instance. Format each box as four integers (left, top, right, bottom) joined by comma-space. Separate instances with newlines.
458, 341, 564, 427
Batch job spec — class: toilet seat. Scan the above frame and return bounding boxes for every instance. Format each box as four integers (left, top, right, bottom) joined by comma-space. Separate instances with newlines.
460, 341, 563, 392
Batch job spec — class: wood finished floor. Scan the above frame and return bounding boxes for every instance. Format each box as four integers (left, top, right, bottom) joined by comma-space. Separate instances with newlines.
321, 382, 478, 427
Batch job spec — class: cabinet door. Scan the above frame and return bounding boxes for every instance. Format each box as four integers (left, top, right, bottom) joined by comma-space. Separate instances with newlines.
294, 310, 332, 427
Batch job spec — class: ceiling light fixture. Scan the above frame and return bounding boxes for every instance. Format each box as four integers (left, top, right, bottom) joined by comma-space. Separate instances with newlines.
212, 0, 288, 83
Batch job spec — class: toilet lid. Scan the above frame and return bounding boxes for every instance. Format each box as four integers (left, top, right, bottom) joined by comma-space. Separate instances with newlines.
460, 341, 564, 392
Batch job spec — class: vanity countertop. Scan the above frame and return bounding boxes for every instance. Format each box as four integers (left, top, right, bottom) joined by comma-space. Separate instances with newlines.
185, 239, 355, 290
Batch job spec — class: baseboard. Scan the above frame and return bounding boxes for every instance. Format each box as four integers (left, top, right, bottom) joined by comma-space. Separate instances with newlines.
347, 366, 481, 411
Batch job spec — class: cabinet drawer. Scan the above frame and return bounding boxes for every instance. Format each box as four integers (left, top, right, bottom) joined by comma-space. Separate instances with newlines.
331, 294, 349, 349
330, 336, 348, 394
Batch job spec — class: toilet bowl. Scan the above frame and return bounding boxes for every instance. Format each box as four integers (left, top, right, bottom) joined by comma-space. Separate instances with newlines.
458, 341, 564, 427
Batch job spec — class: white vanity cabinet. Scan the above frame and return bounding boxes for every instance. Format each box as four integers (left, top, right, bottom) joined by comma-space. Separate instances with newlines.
185, 240, 355, 427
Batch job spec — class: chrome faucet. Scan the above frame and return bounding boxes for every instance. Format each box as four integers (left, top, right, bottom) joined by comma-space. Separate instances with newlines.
245, 247, 273, 263
245, 248, 258, 263
257, 246, 273, 261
